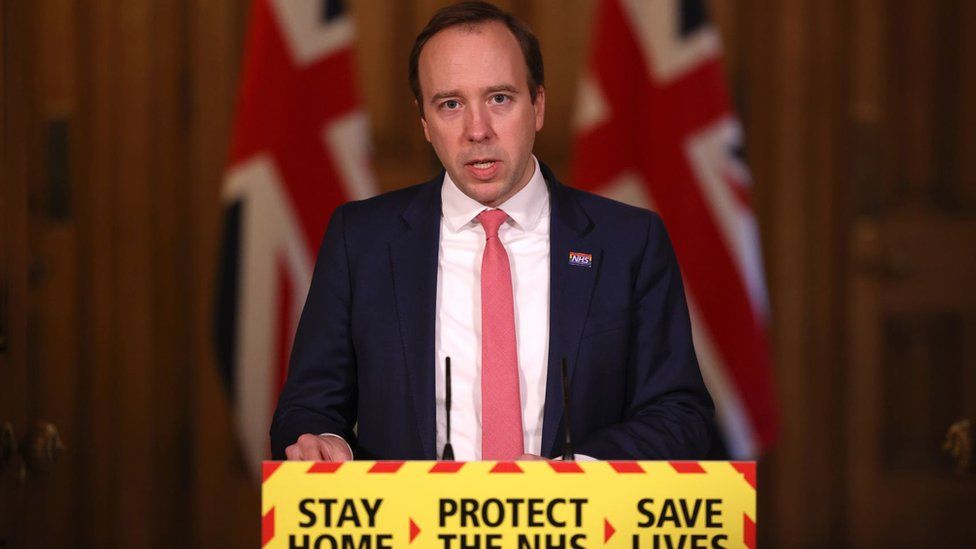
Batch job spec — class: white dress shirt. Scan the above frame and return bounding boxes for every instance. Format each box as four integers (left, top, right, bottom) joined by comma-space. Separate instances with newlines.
435, 156, 550, 461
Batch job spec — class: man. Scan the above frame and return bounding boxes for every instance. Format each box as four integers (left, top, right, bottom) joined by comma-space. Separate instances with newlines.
271, 1, 714, 461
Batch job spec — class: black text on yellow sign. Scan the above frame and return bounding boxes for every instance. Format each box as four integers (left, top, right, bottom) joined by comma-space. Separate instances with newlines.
262, 461, 756, 548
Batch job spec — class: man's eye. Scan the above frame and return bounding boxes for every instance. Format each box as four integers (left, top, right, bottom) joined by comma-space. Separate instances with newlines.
490, 94, 509, 104
443, 100, 460, 110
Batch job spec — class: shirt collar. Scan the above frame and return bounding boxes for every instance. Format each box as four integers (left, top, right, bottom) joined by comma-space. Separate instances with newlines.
441, 155, 548, 233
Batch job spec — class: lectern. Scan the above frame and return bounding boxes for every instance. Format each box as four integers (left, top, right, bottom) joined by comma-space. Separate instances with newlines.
261, 461, 756, 548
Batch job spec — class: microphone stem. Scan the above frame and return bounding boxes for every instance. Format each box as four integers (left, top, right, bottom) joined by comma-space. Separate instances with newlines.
443, 356, 455, 461
561, 357, 574, 461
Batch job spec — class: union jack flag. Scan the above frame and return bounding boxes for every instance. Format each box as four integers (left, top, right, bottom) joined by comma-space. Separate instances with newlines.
215, 0, 376, 475
571, 0, 777, 457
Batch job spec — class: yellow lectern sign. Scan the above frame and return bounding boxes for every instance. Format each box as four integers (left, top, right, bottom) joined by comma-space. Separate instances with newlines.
262, 461, 756, 549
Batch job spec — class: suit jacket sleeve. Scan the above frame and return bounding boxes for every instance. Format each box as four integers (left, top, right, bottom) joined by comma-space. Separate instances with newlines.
270, 205, 358, 459
573, 213, 715, 459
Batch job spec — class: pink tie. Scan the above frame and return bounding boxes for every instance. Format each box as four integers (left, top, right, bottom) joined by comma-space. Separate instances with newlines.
477, 209, 524, 460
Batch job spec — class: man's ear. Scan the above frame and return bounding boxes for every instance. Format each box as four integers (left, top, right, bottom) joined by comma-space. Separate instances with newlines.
418, 100, 431, 142
533, 85, 546, 131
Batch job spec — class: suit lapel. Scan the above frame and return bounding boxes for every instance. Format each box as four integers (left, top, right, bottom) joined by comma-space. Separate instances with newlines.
389, 175, 443, 459
541, 167, 602, 457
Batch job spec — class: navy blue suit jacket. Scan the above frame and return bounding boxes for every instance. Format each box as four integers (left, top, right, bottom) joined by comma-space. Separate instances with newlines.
270, 164, 714, 460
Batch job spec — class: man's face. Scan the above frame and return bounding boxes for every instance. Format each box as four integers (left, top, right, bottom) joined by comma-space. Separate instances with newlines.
418, 21, 545, 207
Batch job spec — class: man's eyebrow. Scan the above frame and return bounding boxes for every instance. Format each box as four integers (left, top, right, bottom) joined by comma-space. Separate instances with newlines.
485, 84, 519, 95
429, 90, 461, 104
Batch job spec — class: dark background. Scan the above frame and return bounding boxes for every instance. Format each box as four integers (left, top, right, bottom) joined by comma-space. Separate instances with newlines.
2, 0, 974, 546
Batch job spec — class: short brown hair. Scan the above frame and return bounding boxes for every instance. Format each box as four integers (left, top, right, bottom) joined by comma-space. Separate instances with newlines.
408, 1, 545, 116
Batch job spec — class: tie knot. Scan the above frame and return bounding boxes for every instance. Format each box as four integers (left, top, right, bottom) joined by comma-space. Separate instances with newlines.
477, 209, 509, 238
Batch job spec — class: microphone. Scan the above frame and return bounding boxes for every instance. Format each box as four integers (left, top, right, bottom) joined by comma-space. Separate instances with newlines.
561, 357, 574, 461
441, 356, 455, 461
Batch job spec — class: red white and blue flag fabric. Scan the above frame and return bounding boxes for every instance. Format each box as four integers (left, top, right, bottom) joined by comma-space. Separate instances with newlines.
215, 0, 376, 475
571, 0, 777, 457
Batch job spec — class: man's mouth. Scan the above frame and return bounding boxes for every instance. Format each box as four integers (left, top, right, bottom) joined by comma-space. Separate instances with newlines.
464, 159, 501, 181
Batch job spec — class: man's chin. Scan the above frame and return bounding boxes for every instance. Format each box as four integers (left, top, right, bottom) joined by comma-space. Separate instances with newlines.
456, 180, 509, 207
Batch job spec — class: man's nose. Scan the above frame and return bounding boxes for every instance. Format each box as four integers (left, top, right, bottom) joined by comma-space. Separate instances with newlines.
464, 104, 493, 143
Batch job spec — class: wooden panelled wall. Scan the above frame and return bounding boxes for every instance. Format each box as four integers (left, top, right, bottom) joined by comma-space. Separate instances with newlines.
7, 0, 253, 546
720, 0, 850, 544
6, 0, 974, 546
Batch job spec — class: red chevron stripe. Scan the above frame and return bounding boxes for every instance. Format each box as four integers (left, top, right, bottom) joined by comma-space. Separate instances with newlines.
731, 461, 757, 490
261, 507, 275, 547
744, 514, 756, 549
262, 462, 282, 483
608, 461, 645, 473
548, 461, 585, 473
429, 462, 465, 473
489, 462, 524, 473
368, 461, 405, 473
307, 462, 343, 473
669, 461, 706, 474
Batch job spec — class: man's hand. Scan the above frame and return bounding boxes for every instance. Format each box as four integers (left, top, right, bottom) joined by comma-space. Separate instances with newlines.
284, 434, 353, 461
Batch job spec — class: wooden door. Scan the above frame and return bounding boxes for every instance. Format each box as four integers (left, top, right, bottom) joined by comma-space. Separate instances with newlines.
0, 0, 32, 546
0, 0, 257, 546
849, 214, 976, 546
0, 0, 86, 546
846, 0, 976, 545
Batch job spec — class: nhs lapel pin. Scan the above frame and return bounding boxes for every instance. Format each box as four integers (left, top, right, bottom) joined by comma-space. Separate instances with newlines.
568, 251, 593, 268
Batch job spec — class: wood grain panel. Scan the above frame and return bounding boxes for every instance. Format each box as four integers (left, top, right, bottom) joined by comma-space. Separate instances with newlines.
850, 0, 885, 216
529, 0, 594, 175
147, 0, 193, 544
934, 0, 966, 209
889, 0, 937, 203
187, 0, 257, 546
883, 314, 965, 471
24, 0, 82, 544
845, 0, 976, 532
805, 0, 848, 543
0, 0, 33, 546
957, 0, 976, 209
76, 0, 121, 544
113, 0, 156, 545
758, 0, 814, 544
848, 215, 976, 546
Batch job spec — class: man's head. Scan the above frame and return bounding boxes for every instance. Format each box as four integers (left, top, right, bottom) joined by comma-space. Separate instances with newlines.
409, 1, 546, 207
